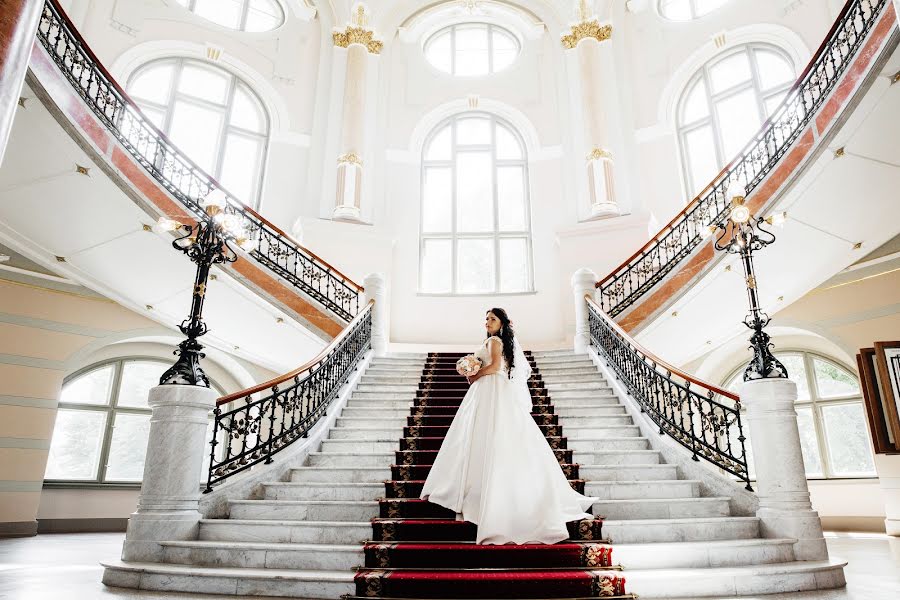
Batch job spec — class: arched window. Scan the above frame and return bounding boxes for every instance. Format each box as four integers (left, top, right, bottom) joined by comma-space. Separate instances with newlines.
724, 351, 876, 479
44, 359, 223, 484
126, 58, 270, 208
419, 113, 533, 295
677, 44, 795, 198
659, 0, 731, 21
424, 23, 520, 76
174, 0, 284, 32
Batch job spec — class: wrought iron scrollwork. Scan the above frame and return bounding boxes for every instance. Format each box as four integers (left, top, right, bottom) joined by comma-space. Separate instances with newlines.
205, 303, 373, 491
35, 0, 362, 322
597, 0, 888, 318
586, 298, 752, 490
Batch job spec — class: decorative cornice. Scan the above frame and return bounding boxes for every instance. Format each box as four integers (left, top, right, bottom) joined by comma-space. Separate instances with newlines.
561, 20, 612, 49
587, 148, 612, 161
338, 152, 363, 166
333, 26, 384, 54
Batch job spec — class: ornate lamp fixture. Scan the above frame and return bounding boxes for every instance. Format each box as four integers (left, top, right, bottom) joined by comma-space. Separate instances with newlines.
706, 185, 788, 381
157, 190, 257, 387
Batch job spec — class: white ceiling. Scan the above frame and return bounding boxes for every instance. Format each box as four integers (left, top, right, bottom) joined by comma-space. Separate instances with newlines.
0, 83, 326, 375
635, 45, 900, 366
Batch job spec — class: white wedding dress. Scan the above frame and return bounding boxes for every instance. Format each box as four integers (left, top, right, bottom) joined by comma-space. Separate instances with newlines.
419, 335, 598, 544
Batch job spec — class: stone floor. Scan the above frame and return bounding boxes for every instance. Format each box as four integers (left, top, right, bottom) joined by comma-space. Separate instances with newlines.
0, 531, 897, 599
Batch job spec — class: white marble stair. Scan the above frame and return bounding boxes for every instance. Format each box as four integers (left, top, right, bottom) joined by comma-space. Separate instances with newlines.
531, 349, 847, 595
103, 354, 427, 599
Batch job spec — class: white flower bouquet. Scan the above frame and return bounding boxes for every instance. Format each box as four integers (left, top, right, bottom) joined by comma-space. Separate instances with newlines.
456, 355, 482, 377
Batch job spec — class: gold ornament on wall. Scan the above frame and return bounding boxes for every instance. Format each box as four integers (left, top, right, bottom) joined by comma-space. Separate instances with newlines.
587, 148, 612, 161
333, 5, 383, 54
561, 20, 612, 49
338, 152, 363, 166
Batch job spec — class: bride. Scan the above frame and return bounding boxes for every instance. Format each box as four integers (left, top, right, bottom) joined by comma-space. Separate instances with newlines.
419, 308, 598, 545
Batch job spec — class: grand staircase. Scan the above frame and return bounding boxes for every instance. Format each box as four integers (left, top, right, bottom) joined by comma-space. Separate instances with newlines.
103, 349, 846, 598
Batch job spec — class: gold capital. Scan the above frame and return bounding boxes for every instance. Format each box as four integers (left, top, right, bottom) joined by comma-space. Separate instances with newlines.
561, 20, 612, 49
587, 148, 612, 161
334, 5, 382, 54
338, 152, 363, 166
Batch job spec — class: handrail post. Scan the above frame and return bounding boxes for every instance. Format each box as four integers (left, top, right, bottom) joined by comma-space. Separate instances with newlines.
123, 384, 217, 562
363, 272, 387, 356
741, 378, 827, 560
571, 268, 597, 353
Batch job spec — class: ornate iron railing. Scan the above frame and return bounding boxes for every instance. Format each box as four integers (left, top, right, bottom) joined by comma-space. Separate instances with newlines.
35, 0, 362, 322
586, 296, 752, 489
205, 301, 373, 491
597, 0, 889, 318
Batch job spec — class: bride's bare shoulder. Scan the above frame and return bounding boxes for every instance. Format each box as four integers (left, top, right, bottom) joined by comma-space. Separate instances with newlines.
485, 335, 502, 346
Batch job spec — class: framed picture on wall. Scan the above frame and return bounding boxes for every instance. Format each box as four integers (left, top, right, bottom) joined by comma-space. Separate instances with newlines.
858, 348, 900, 454
875, 341, 900, 445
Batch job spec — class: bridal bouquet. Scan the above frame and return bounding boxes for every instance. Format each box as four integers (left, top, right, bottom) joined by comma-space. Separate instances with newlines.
456, 355, 482, 376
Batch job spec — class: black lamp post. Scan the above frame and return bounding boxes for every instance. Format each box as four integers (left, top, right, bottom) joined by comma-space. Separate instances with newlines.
707, 186, 789, 382
157, 190, 256, 387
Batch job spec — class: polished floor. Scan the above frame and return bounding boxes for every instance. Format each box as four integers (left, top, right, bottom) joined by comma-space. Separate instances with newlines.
0, 531, 898, 599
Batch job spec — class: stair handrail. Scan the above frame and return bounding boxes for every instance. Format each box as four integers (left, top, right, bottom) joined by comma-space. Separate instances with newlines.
596, 0, 889, 318
585, 295, 752, 490
205, 300, 374, 492
35, 0, 363, 323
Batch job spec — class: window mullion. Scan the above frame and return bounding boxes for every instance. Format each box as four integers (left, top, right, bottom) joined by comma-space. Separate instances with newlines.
96, 361, 124, 484
451, 119, 458, 294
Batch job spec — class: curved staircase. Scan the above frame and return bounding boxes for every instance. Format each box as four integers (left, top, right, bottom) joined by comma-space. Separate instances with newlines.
102, 349, 846, 598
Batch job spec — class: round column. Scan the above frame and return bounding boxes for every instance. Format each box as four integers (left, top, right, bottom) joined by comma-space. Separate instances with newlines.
122, 384, 217, 562
363, 272, 388, 356
571, 268, 598, 353
741, 378, 828, 560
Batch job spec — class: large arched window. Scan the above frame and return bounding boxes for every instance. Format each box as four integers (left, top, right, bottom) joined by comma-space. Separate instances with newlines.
724, 351, 876, 479
174, 0, 284, 32
127, 58, 270, 208
677, 44, 795, 198
44, 359, 223, 484
424, 23, 520, 76
659, 0, 732, 21
419, 113, 533, 295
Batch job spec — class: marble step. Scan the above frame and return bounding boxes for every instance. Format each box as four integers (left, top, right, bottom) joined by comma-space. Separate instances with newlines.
613, 538, 797, 570
101, 559, 355, 598
601, 516, 758, 544
564, 425, 642, 439
614, 559, 846, 598
199, 519, 371, 545
355, 384, 419, 393
360, 375, 423, 384
585, 480, 700, 500
306, 451, 394, 467
228, 499, 379, 521
364, 369, 427, 378
532, 350, 580, 358
335, 417, 408, 428
262, 482, 383, 501
340, 407, 410, 418
351, 391, 418, 400
595, 497, 732, 520
160, 540, 363, 571
321, 439, 399, 453
561, 414, 633, 427
546, 381, 612, 391
568, 436, 650, 451
573, 449, 663, 465
537, 366, 602, 376
289, 466, 391, 483
578, 464, 678, 481
328, 427, 403, 440
549, 389, 619, 399
555, 412, 632, 425
556, 406, 631, 417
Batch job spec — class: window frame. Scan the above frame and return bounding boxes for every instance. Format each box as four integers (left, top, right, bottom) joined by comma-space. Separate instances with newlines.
418, 112, 535, 296
658, 0, 731, 21
423, 23, 521, 77
676, 43, 795, 200
723, 350, 877, 481
175, 0, 285, 33
43, 357, 223, 489
125, 58, 271, 209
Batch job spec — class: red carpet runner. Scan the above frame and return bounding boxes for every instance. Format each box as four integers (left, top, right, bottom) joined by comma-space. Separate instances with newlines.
350, 351, 629, 599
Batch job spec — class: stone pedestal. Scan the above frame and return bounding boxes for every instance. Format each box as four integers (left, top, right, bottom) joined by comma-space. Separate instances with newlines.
363, 272, 388, 356
571, 268, 598, 354
741, 378, 828, 560
588, 152, 619, 218
122, 384, 217, 562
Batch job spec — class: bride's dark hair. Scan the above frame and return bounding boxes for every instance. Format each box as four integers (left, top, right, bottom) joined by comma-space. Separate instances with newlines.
486, 308, 515, 379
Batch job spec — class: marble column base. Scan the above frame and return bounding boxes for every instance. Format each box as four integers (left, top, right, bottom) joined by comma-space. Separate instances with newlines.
122, 511, 202, 562
590, 201, 621, 219
757, 507, 828, 560
886, 518, 900, 536
332, 204, 362, 222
